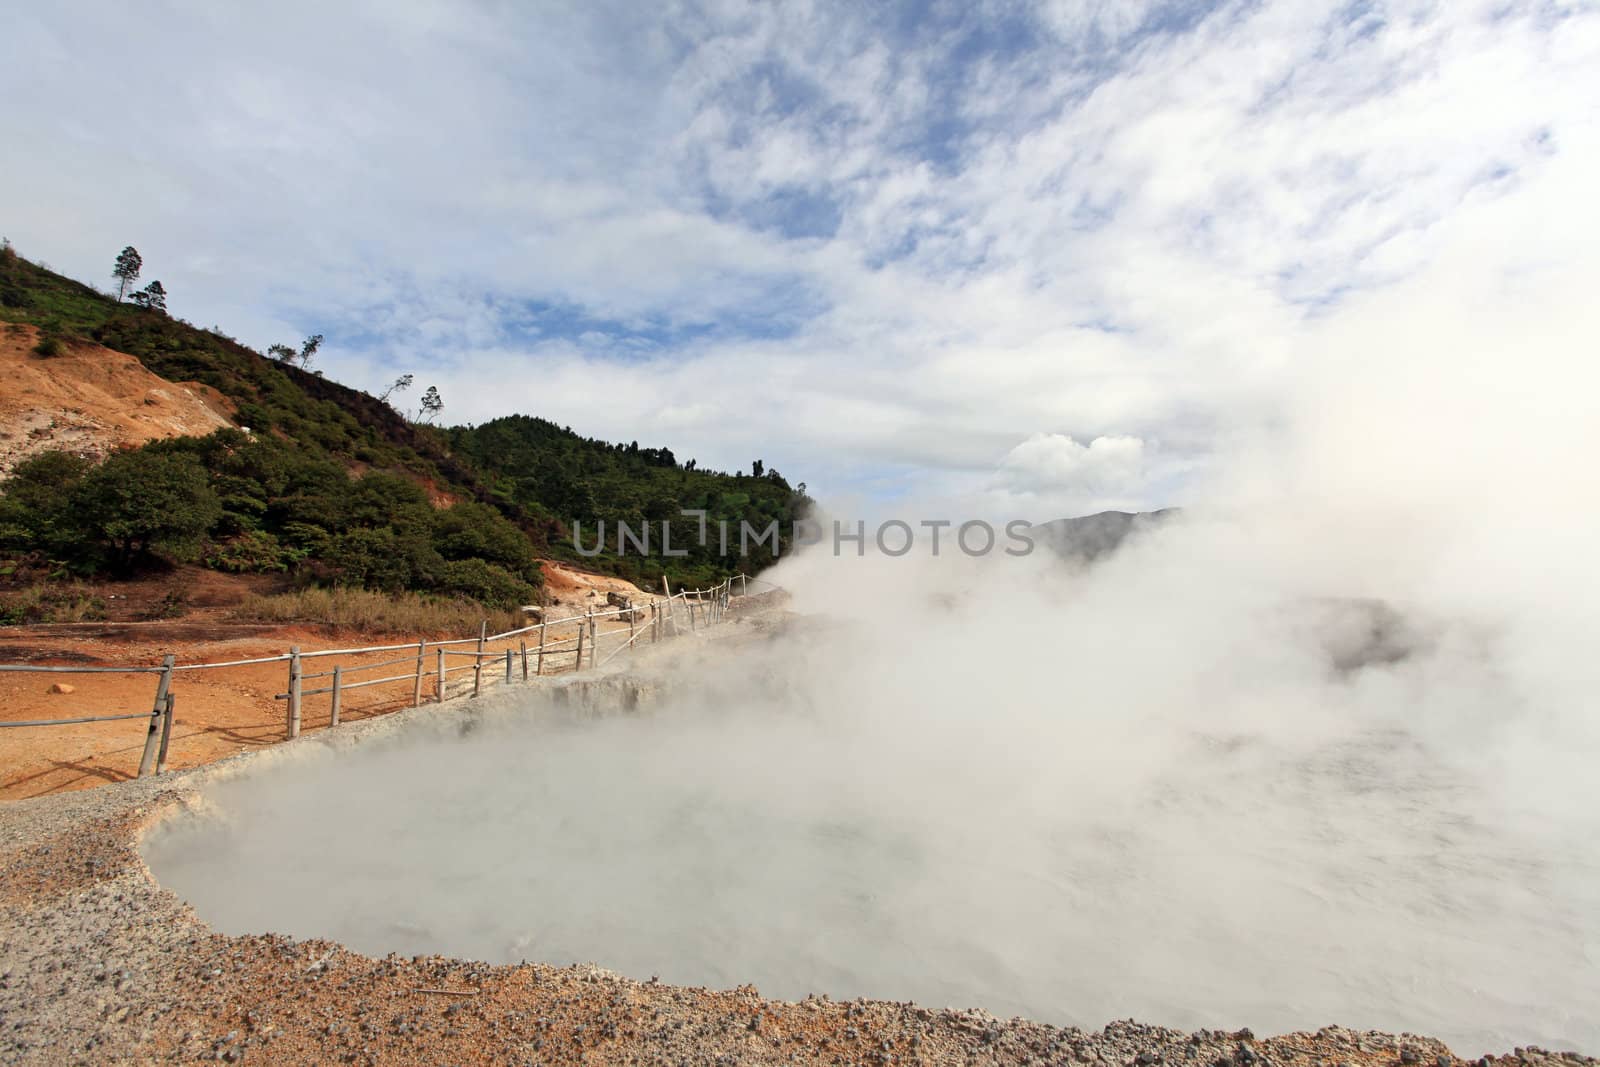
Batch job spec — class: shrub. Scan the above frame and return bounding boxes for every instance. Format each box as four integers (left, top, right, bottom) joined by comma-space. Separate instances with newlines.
431, 501, 543, 586
325, 527, 443, 592
32, 333, 63, 357
203, 530, 293, 573
0, 582, 106, 625
0, 450, 94, 555
436, 558, 538, 609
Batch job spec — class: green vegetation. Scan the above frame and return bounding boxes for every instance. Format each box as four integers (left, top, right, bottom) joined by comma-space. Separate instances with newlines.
447, 415, 810, 589
0, 431, 545, 607
0, 581, 106, 625
0, 244, 810, 613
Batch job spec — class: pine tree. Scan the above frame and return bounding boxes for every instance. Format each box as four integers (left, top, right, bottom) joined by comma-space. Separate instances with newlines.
112, 246, 142, 301
130, 280, 167, 311
419, 386, 444, 423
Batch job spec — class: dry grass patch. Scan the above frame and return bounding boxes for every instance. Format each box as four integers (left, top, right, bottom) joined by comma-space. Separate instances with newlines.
231, 587, 525, 638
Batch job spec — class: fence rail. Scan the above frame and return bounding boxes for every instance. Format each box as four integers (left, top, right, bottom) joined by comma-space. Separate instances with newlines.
0, 574, 781, 780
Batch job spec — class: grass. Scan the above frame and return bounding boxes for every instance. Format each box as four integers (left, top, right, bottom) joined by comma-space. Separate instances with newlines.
0, 582, 107, 625
230, 587, 525, 638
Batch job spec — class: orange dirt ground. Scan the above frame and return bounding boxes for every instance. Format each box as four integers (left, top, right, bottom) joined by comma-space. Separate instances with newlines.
0, 563, 658, 802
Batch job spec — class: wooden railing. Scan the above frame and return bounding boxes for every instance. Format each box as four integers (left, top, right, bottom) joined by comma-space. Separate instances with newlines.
0, 573, 785, 779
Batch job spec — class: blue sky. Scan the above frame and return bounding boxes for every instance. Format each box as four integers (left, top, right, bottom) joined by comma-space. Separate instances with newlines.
2, 0, 1596, 518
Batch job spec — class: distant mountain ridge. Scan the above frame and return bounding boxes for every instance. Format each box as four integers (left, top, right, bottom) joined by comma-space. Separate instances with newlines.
1032, 508, 1180, 562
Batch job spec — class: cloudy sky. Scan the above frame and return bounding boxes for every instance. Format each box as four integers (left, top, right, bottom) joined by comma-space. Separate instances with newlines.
3, 1, 1596, 518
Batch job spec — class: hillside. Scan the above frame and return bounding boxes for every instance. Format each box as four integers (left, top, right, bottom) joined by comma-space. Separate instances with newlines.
0, 323, 233, 477
449, 415, 803, 587
0, 244, 808, 606
0, 247, 488, 498
1033, 509, 1181, 563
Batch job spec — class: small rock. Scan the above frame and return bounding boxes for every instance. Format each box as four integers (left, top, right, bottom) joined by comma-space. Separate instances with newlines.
49, 682, 75, 695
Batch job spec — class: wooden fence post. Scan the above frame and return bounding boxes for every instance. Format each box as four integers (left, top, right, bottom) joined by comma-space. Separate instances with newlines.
661, 576, 677, 635
413, 640, 426, 706
287, 646, 303, 739
575, 618, 586, 672
330, 665, 343, 726
137, 655, 176, 778
536, 622, 547, 676
436, 647, 445, 702
521, 640, 528, 681
156, 693, 175, 775
473, 620, 487, 697
505, 649, 513, 684
587, 612, 597, 668
628, 606, 636, 654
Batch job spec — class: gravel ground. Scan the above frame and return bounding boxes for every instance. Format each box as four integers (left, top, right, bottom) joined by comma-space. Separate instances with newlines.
1, 620, 1594, 1066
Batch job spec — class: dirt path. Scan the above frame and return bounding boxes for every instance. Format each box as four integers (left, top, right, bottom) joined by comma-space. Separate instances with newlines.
0, 563, 673, 801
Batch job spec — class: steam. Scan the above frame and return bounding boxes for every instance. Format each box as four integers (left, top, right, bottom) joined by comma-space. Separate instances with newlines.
143, 147, 1600, 1055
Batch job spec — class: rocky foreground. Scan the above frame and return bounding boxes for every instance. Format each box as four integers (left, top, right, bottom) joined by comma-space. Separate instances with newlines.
2, 680, 1594, 1066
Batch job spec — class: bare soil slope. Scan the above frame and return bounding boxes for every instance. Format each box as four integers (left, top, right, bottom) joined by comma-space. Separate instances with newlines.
0, 323, 234, 476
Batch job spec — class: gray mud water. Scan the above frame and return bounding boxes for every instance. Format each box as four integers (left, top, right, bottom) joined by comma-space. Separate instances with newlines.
140, 629, 1600, 1058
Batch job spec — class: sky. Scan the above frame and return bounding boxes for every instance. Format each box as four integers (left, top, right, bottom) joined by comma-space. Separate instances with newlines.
2, 0, 1597, 519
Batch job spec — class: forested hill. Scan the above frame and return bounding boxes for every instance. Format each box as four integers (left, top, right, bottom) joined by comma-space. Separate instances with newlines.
449, 415, 806, 587
0, 244, 809, 604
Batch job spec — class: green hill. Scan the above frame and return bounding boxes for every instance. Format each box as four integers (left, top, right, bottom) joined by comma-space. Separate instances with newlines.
0, 243, 809, 606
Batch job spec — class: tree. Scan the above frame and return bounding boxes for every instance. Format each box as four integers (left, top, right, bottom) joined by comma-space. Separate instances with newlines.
130, 280, 167, 311
298, 333, 323, 368
267, 334, 322, 367
418, 385, 443, 423
0, 451, 94, 554
378, 373, 413, 405
430, 501, 540, 582
751, 459, 764, 478
112, 246, 142, 301
72, 451, 221, 571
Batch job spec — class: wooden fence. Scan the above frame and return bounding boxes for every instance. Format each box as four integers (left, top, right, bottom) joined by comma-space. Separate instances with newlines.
0, 574, 784, 780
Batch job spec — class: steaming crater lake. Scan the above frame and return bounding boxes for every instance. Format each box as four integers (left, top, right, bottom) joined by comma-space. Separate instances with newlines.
143, 685, 1600, 1055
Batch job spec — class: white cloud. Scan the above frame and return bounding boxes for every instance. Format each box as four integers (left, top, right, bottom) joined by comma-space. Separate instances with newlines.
1, 0, 1596, 515
996, 433, 1147, 495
